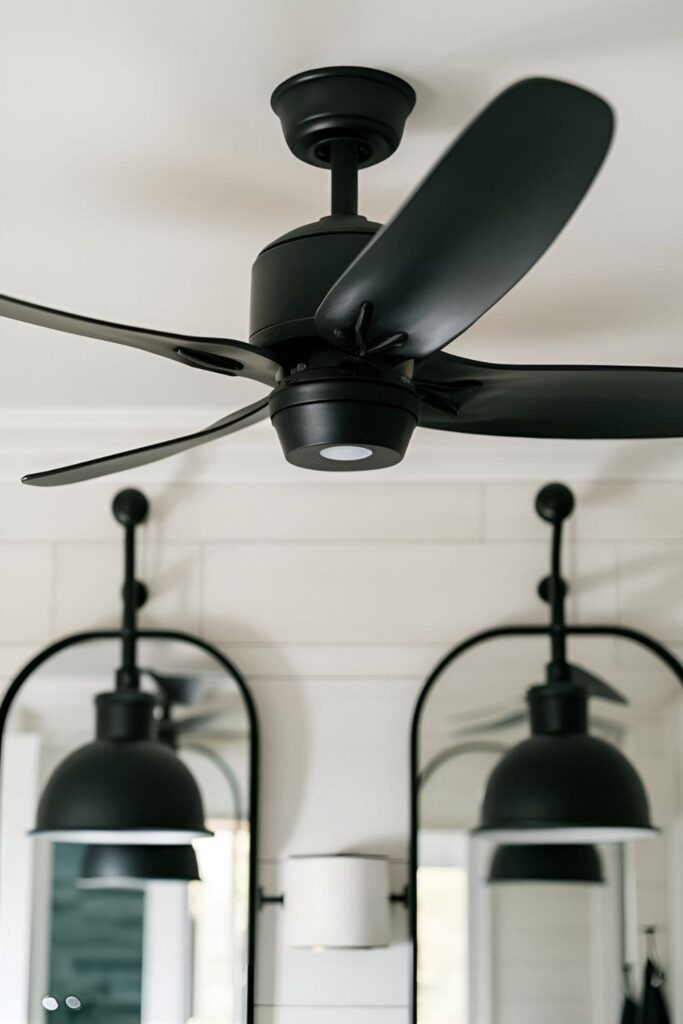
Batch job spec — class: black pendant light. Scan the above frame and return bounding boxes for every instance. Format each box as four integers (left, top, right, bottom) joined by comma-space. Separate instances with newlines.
75, 678, 247, 885
487, 843, 604, 884
31, 490, 211, 845
475, 484, 656, 845
78, 843, 200, 889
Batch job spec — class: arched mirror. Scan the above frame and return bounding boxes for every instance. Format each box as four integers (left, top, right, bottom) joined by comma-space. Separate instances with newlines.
0, 487, 259, 1024
0, 634, 257, 1024
410, 485, 682, 1024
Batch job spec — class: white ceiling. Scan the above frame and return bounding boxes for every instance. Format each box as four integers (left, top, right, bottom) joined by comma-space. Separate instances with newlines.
0, 0, 681, 417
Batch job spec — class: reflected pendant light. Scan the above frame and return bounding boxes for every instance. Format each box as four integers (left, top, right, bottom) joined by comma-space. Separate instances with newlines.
31, 489, 211, 846
79, 843, 200, 889
487, 843, 604, 884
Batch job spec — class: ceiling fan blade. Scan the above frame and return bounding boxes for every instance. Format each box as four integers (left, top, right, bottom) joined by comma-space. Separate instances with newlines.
415, 355, 683, 438
0, 293, 282, 386
22, 398, 270, 486
316, 77, 613, 360
566, 663, 628, 705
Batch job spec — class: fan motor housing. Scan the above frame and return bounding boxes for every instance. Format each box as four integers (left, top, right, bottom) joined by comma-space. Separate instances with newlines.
249, 215, 380, 351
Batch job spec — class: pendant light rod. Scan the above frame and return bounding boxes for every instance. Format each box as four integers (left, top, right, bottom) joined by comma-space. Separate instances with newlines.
535, 483, 575, 675
112, 489, 149, 689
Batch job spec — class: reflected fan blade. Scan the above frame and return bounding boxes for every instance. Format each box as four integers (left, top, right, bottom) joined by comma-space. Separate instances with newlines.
22, 398, 270, 486
0, 293, 282, 386
144, 670, 204, 706
316, 78, 613, 360
567, 663, 628, 704
452, 710, 528, 736
168, 711, 224, 735
416, 354, 683, 438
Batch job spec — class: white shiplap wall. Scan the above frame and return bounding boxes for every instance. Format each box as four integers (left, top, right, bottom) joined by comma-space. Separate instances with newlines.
1, 474, 682, 1024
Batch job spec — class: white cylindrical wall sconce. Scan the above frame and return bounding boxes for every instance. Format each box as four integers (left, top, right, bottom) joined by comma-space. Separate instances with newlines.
283, 854, 392, 949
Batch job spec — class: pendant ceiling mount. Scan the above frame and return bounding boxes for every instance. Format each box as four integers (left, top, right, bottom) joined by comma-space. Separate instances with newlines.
3, 69, 682, 485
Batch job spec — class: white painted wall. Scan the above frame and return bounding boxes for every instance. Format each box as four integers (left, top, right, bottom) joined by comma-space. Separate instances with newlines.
0, 474, 682, 1024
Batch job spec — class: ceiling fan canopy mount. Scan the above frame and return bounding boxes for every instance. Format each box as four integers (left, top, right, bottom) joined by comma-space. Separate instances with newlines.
5, 66, 683, 487
269, 66, 416, 169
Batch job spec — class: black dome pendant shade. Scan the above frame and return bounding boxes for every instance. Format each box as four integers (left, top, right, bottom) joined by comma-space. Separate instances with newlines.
31, 490, 211, 846
32, 690, 211, 844
79, 843, 200, 889
476, 681, 655, 844
488, 843, 604, 884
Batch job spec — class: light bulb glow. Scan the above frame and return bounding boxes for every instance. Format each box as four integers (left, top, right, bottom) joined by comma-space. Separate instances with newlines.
320, 445, 373, 462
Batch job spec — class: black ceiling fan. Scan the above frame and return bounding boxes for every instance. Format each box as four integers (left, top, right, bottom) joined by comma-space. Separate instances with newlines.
4, 67, 682, 486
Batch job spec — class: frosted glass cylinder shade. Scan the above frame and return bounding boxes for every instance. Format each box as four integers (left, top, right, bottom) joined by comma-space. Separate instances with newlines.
283, 854, 391, 948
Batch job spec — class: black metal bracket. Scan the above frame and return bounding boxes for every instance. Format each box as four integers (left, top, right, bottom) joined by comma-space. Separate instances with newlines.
390, 886, 409, 907
258, 887, 285, 909
333, 300, 407, 358
257, 883, 409, 910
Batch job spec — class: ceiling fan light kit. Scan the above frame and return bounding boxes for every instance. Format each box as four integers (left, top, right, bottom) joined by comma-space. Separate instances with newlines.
3, 67, 680, 485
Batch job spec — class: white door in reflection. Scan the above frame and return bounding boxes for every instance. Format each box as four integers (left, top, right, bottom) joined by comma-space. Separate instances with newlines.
417, 831, 492, 1024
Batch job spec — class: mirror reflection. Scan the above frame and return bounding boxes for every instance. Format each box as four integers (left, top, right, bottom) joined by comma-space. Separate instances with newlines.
415, 634, 674, 1024
0, 637, 253, 1024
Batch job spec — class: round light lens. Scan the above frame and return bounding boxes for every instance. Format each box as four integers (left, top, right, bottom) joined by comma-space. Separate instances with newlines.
320, 445, 373, 462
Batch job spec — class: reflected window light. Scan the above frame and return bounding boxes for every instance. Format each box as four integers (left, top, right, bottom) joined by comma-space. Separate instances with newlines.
42, 996, 59, 1011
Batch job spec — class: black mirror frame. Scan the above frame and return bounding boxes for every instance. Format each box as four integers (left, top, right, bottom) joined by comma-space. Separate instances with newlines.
409, 621, 683, 1024
0, 627, 260, 1024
